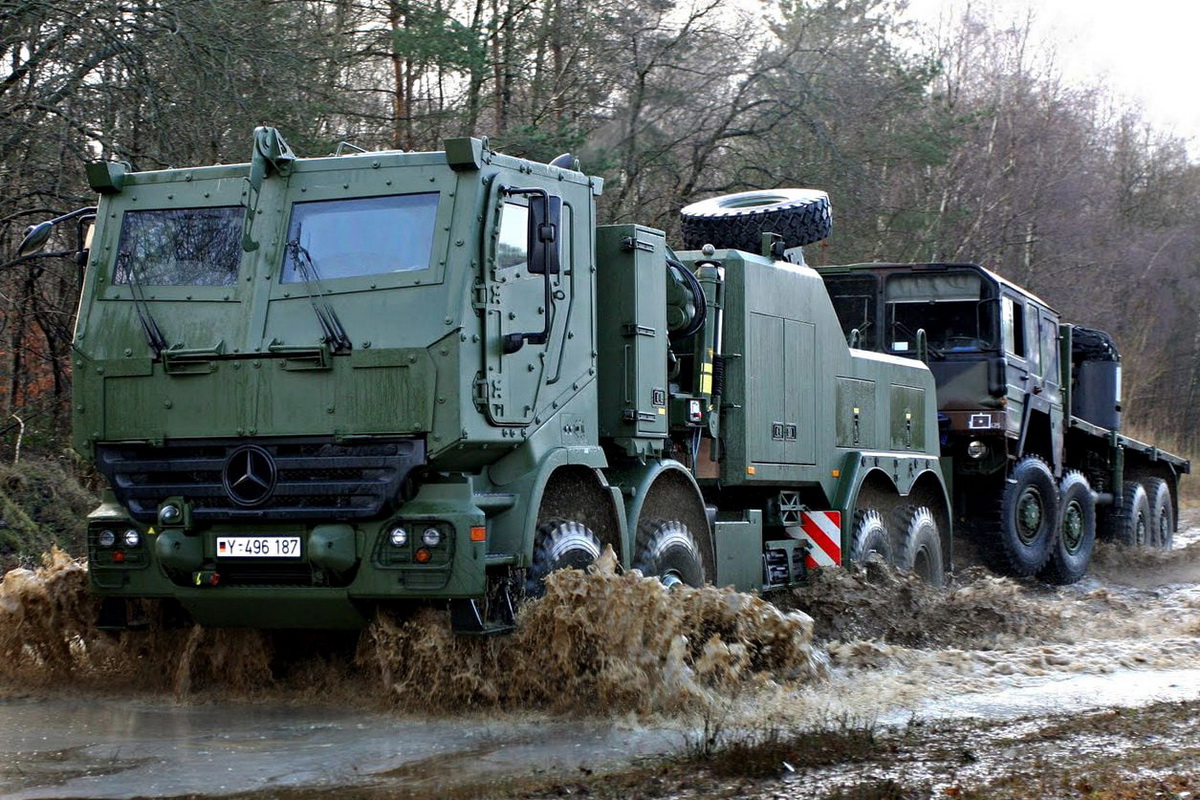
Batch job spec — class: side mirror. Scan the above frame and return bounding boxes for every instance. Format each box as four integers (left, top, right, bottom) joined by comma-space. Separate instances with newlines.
17, 221, 54, 257
527, 194, 561, 275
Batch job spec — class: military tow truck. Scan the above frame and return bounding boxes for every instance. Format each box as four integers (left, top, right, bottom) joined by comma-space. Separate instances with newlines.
815, 261, 1189, 583
19, 128, 953, 631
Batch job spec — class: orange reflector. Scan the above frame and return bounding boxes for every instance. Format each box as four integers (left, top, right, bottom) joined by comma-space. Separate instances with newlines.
831, 469, 840, 478
415, 548, 432, 563
470, 526, 487, 543
746, 466, 756, 475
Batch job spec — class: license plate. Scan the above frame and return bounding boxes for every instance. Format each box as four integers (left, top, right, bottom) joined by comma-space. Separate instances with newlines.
216, 536, 302, 558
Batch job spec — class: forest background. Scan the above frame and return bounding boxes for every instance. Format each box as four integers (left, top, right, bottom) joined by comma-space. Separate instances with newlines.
1, 0, 1197, 462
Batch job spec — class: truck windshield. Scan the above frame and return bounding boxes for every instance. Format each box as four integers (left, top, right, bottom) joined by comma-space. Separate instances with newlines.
114, 206, 243, 286
281, 193, 438, 282
884, 272, 996, 356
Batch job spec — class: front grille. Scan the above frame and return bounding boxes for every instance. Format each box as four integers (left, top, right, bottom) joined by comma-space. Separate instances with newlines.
97, 437, 426, 523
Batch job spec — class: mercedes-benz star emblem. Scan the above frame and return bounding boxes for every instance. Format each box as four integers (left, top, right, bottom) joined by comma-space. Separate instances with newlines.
222, 445, 278, 506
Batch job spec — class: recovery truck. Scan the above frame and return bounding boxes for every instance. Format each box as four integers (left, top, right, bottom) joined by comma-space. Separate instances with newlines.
20, 128, 952, 631
811, 261, 1190, 583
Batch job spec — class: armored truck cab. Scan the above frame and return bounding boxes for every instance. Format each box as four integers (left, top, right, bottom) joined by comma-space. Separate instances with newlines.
56, 129, 951, 631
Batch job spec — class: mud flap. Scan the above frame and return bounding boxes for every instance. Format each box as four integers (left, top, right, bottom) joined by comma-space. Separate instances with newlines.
96, 597, 150, 632
449, 587, 517, 636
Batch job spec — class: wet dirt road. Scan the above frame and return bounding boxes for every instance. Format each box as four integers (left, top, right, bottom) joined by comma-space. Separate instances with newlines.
0, 699, 675, 799
2, 518, 1198, 798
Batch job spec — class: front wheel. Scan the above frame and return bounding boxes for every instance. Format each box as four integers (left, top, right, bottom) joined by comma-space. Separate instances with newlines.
633, 519, 704, 588
995, 456, 1058, 577
1040, 470, 1096, 586
526, 519, 602, 597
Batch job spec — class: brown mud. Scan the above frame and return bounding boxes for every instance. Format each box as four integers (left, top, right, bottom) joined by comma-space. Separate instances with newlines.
0, 546, 823, 714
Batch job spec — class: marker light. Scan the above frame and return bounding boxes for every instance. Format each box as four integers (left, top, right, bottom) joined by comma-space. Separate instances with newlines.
389, 527, 408, 547
422, 527, 442, 547
123, 529, 141, 547
98, 529, 116, 547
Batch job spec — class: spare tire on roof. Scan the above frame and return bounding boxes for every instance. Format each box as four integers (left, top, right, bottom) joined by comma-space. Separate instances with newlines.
679, 188, 832, 253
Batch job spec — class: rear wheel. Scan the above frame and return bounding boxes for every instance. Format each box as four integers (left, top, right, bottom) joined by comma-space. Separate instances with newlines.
1040, 471, 1096, 585
995, 456, 1058, 577
896, 506, 945, 587
633, 519, 704, 588
849, 509, 893, 566
1106, 482, 1151, 547
1142, 477, 1174, 550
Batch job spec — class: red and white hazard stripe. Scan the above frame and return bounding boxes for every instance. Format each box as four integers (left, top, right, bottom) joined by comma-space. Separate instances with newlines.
794, 510, 842, 569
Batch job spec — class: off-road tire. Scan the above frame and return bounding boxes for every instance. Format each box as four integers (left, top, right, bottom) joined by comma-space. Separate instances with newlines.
849, 509, 893, 566
994, 455, 1058, 577
1040, 470, 1096, 586
1104, 481, 1151, 547
633, 519, 704, 588
680, 189, 832, 252
896, 506, 945, 587
526, 519, 602, 597
1142, 477, 1174, 550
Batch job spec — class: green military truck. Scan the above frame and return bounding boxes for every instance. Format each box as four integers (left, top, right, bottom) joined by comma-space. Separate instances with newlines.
814, 261, 1190, 583
20, 128, 952, 631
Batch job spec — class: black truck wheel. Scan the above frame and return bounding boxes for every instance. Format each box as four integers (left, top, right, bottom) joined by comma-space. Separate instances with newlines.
634, 519, 704, 588
679, 189, 832, 252
849, 509, 893, 565
1039, 470, 1096, 585
526, 519, 602, 597
896, 506, 945, 587
995, 455, 1058, 577
1142, 477, 1174, 550
1105, 482, 1151, 547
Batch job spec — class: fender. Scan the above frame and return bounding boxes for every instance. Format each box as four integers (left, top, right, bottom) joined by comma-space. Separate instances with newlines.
494, 446, 627, 565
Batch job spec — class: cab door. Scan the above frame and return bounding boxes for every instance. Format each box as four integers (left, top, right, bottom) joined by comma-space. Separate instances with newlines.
479, 190, 572, 426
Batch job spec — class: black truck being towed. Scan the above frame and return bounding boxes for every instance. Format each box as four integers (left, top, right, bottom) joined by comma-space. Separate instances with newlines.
818, 261, 1189, 584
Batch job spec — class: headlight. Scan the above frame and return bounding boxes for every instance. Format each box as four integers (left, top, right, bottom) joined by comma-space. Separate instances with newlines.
967, 440, 988, 459
422, 527, 442, 547
98, 529, 116, 547
388, 527, 408, 547
123, 529, 141, 547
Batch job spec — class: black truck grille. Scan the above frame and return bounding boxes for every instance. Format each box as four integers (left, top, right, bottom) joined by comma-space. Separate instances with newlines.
96, 437, 426, 523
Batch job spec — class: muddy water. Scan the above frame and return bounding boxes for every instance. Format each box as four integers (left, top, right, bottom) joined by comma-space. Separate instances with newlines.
1, 523, 1199, 797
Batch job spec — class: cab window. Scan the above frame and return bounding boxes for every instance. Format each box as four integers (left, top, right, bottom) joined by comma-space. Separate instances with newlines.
115, 206, 243, 286
281, 192, 438, 282
497, 202, 528, 270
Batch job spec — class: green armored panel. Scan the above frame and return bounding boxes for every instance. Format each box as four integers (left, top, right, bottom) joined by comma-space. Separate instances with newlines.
746, 313, 816, 465
595, 225, 669, 445
836, 377, 877, 448
889, 384, 926, 450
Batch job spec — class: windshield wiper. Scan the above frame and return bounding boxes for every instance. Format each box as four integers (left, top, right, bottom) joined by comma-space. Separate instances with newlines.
118, 251, 168, 357
286, 238, 352, 352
